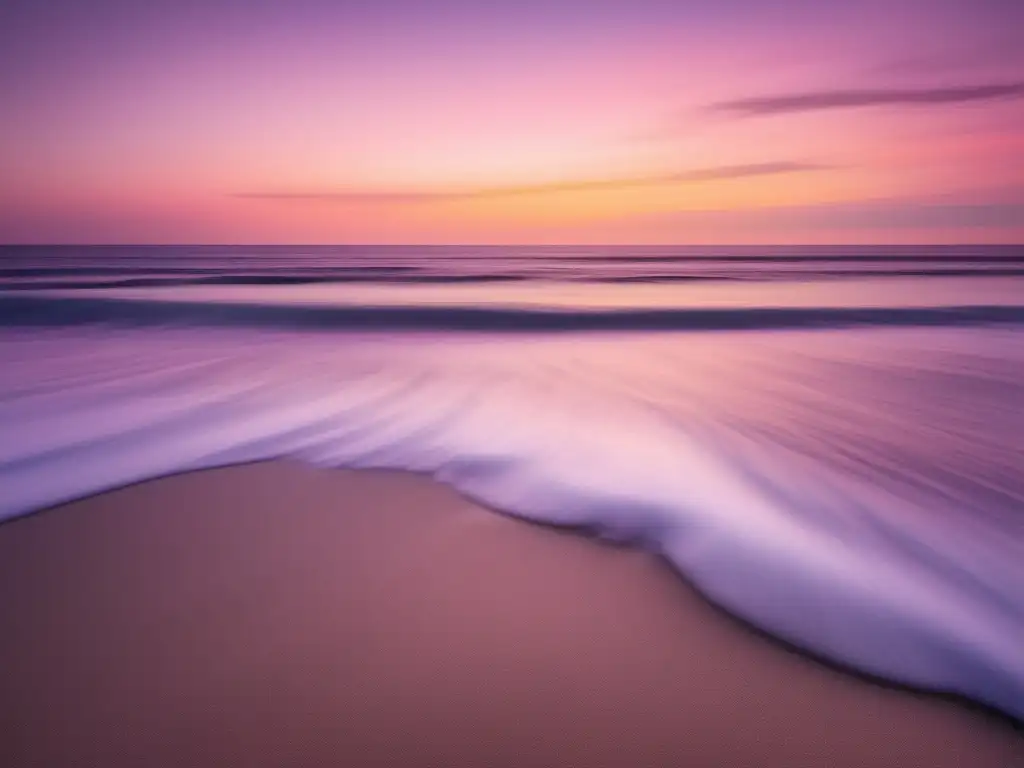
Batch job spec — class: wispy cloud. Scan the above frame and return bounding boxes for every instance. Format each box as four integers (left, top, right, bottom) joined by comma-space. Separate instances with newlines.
611, 192, 1024, 232
235, 161, 828, 203
712, 82, 1024, 117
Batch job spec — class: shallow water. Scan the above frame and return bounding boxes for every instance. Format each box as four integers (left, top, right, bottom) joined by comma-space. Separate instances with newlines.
1, 244, 1022, 721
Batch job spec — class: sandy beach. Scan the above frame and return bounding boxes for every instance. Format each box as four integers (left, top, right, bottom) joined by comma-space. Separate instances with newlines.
0, 461, 1020, 767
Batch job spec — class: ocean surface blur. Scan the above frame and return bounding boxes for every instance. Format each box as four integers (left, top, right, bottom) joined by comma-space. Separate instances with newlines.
1, 244, 1022, 720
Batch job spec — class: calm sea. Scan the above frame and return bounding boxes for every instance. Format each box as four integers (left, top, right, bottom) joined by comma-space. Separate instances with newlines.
2, 243, 1023, 721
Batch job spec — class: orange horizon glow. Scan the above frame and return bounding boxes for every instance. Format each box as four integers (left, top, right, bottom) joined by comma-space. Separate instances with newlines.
2, 0, 1023, 244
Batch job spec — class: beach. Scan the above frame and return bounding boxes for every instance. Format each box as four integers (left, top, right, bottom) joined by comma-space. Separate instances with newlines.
6, 0, 1024, 757
2, 245, 1023, 765
1, 461, 1020, 767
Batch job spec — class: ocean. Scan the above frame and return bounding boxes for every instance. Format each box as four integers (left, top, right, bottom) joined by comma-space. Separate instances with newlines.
1, 244, 1022, 721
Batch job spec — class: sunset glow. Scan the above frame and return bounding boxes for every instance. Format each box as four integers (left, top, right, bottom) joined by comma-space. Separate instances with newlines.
2, 0, 1023, 243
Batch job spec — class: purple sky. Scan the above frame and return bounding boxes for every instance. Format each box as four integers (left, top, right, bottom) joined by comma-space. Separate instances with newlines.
2, 0, 1022, 243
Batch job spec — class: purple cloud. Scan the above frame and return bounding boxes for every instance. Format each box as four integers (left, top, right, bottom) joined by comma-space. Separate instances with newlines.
713, 82, 1024, 116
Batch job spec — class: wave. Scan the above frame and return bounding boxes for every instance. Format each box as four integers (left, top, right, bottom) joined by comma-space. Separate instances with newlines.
573, 252, 1024, 263
2, 294, 1023, 332
0, 273, 529, 290
3, 269, 1024, 291
0, 265, 424, 278
586, 268, 1024, 281
1, 327, 1022, 722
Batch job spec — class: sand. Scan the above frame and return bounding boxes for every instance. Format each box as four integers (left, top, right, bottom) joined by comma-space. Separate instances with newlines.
0, 461, 1020, 767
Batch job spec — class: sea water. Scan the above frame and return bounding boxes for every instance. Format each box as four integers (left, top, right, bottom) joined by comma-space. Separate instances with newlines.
1, 244, 1022, 720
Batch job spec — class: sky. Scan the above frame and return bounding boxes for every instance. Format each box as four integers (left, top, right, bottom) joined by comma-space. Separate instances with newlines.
1, 0, 1023, 244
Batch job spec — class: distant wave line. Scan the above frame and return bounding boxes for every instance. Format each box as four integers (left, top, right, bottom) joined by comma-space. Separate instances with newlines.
2, 295, 1022, 332
2, 268, 1024, 291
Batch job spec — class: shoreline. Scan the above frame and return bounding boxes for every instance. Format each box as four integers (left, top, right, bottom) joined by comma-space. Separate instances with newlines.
1, 461, 1020, 766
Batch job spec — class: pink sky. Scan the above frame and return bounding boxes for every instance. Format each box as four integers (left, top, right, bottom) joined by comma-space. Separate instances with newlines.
1, 0, 1022, 243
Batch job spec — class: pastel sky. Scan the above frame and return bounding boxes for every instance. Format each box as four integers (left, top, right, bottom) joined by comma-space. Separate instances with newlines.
2, 0, 1023, 243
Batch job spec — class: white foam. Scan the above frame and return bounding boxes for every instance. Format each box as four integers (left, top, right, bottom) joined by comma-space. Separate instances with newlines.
1, 327, 1022, 720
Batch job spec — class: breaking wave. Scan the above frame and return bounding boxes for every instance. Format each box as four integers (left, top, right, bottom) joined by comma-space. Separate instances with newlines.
1, 326, 1022, 722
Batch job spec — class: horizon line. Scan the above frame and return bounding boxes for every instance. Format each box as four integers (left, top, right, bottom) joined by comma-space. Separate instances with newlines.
2, 242, 1023, 248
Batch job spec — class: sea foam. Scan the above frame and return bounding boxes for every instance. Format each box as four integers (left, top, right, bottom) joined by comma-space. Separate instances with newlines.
1, 326, 1022, 721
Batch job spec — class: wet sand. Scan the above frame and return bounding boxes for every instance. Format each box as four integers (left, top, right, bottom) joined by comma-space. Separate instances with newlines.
0, 461, 1020, 767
